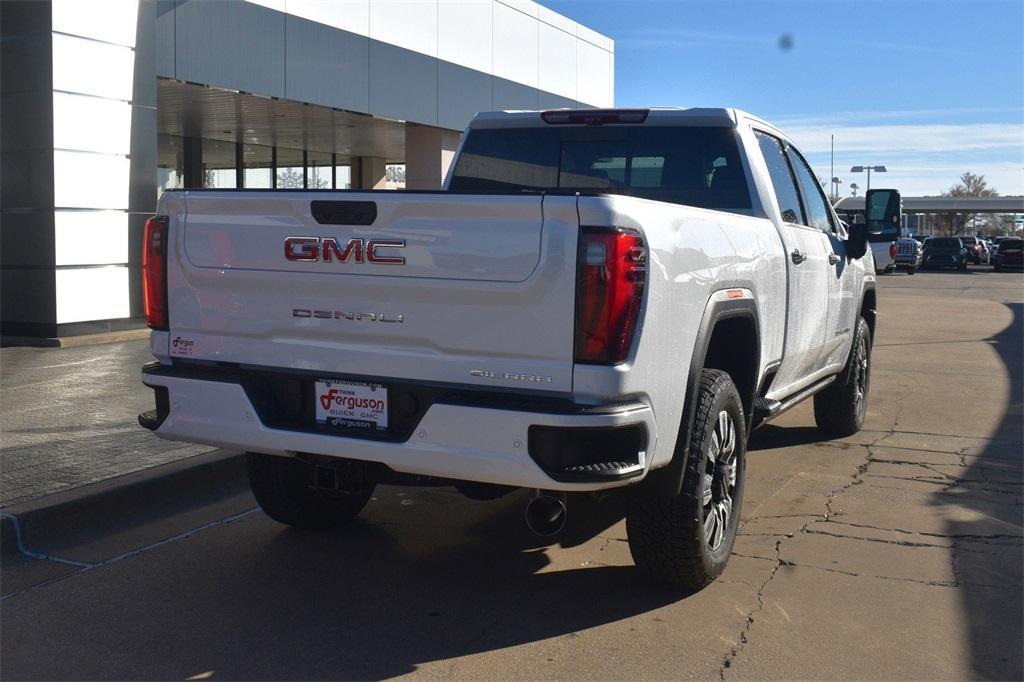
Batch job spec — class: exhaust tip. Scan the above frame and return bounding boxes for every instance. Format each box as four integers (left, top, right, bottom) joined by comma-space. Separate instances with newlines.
525, 492, 567, 537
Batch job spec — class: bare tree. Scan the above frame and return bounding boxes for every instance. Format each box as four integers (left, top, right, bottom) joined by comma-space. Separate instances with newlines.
935, 172, 999, 235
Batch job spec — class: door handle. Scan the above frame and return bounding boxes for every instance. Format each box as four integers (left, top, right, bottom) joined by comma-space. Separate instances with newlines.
828, 253, 840, 265
791, 249, 807, 264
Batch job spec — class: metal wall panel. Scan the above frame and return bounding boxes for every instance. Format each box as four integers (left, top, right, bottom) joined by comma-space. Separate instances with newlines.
438, 0, 492, 75
538, 91, 576, 111
174, 0, 285, 98
285, 16, 370, 113
576, 39, 610, 109
286, 0, 369, 36
438, 61, 492, 132
493, 76, 538, 112
369, 0, 437, 58
368, 41, 438, 127
492, 1, 538, 88
538, 22, 576, 101
155, 0, 175, 77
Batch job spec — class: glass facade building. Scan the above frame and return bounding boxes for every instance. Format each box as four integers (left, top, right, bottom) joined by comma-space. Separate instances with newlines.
0, 0, 614, 341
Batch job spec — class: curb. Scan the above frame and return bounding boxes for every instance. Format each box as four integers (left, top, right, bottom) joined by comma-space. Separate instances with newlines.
1, 329, 151, 349
1, 449, 248, 562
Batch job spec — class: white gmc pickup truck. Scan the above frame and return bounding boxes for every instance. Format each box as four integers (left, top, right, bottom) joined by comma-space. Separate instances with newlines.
140, 108, 899, 590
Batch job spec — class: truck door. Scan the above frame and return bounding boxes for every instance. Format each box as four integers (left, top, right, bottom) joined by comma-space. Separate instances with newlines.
785, 143, 858, 371
753, 131, 830, 395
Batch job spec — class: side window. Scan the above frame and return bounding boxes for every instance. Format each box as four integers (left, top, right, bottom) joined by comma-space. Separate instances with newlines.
786, 145, 836, 233
754, 131, 804, 225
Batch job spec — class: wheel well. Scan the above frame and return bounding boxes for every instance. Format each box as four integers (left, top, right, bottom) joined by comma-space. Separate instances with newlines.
702, 316, 758, 416
861, 288, 877, 341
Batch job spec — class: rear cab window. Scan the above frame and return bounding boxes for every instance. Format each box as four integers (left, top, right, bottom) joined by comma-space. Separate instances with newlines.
785, 144, 836, 234
753, 131, 804, 225
449, 125, 753, 213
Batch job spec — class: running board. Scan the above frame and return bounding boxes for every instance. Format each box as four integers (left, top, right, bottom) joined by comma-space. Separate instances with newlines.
752, 375, 837, 429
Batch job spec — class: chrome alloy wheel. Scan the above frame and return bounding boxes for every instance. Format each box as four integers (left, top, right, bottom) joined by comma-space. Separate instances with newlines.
702, 410, 738, 551
853, 333, 869, 416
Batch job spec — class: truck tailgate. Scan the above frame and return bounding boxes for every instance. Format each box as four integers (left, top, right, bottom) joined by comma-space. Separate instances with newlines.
165, 191, 579, 393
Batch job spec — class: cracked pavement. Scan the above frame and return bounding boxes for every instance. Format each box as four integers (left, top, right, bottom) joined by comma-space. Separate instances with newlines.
1, 270, 1022, 680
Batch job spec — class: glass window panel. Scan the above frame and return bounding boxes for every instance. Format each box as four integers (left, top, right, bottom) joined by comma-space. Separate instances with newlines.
243, 143, 272, 188
202, 138, 237, 189
276, 147, 304, 189
157, 134, 184, 198
385, 163, 406, 189
307, 151, 332, 189
786, 143, 835, 233
450, 126, 750, 211
335, 164, 352, 189
755, 131, 804, 225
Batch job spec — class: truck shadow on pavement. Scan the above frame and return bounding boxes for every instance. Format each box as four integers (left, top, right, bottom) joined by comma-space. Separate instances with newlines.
942, 301, 1023, 680
153, 491, 680, 679
3, 486, 690, 680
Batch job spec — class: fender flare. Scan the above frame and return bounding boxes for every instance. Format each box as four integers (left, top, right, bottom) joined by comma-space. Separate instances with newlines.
838, 279, 877, 387
638, 293, 761, 497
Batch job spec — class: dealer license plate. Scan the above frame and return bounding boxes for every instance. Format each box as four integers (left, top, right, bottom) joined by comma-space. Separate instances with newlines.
314, 379, 389, 431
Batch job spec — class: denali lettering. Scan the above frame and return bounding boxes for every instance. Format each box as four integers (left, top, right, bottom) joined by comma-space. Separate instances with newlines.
293, 309, 404, 323
470, 369, 553, 383
284, 237, 406, 264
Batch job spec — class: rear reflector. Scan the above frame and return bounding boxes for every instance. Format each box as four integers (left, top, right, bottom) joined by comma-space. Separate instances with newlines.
143, 216, 169, 330
889, 242, 897, 260
542, 109, 650, 126
575, 227, 647, 364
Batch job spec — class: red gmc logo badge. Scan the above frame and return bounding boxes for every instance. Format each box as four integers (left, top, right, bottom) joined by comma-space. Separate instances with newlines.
284, 237, 406, 264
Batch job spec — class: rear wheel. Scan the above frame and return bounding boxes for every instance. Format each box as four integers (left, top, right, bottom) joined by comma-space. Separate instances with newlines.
246, 453, 375, 530
626, 369, 746, 590
814, 317, 872, 437
906, 266, 916, 275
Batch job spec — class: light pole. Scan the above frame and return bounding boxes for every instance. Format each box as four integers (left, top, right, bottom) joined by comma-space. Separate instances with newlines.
850, 182, 859, 197
831, 176, 842, 202
850, 165, 887, 191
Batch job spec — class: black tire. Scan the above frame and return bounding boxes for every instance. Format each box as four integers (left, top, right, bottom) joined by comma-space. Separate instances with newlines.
626, 369, 746, 591
994, 264, 1002, 273
906, 266, 916, 275
246, 452, 375, 530
959, 260, 968, 271
814, 317, 872, 437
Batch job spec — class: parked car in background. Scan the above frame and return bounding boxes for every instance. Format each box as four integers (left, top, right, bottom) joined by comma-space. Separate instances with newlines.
958, 236, 984, 264
979, 239, 994, 264
894, 237, 922, 274
922, 237, 968, 270
992, 238, 1023, 272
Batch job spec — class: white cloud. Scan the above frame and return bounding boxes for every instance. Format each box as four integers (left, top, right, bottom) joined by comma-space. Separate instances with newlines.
783, 123, 1023, 155
775, 117, 1024, 196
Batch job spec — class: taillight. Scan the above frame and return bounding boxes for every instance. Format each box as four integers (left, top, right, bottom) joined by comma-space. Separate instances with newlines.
575, 227, 647, 364
889, 242, 897, 260
143, 216, 169, 330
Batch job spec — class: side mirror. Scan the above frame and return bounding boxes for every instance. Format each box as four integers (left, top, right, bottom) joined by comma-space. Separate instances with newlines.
865, 188, 902, 232
846, 213, 868, 259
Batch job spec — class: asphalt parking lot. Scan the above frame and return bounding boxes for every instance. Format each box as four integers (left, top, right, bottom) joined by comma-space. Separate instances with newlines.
1, 268, 1021, 680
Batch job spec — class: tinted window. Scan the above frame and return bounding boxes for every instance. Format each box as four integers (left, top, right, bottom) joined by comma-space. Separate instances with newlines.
786, 144, 835, 233
999, 239, 1023, 252
449, 126, 752, 211
960, 237, 977, 246
929, 238, 962, 248
754, 131, 804, 225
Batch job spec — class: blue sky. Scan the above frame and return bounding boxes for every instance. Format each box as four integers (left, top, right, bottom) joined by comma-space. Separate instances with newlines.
545, 0, 1024, 196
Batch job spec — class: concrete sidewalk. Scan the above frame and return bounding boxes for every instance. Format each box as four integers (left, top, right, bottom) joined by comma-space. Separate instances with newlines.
0, 340, 214, 508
